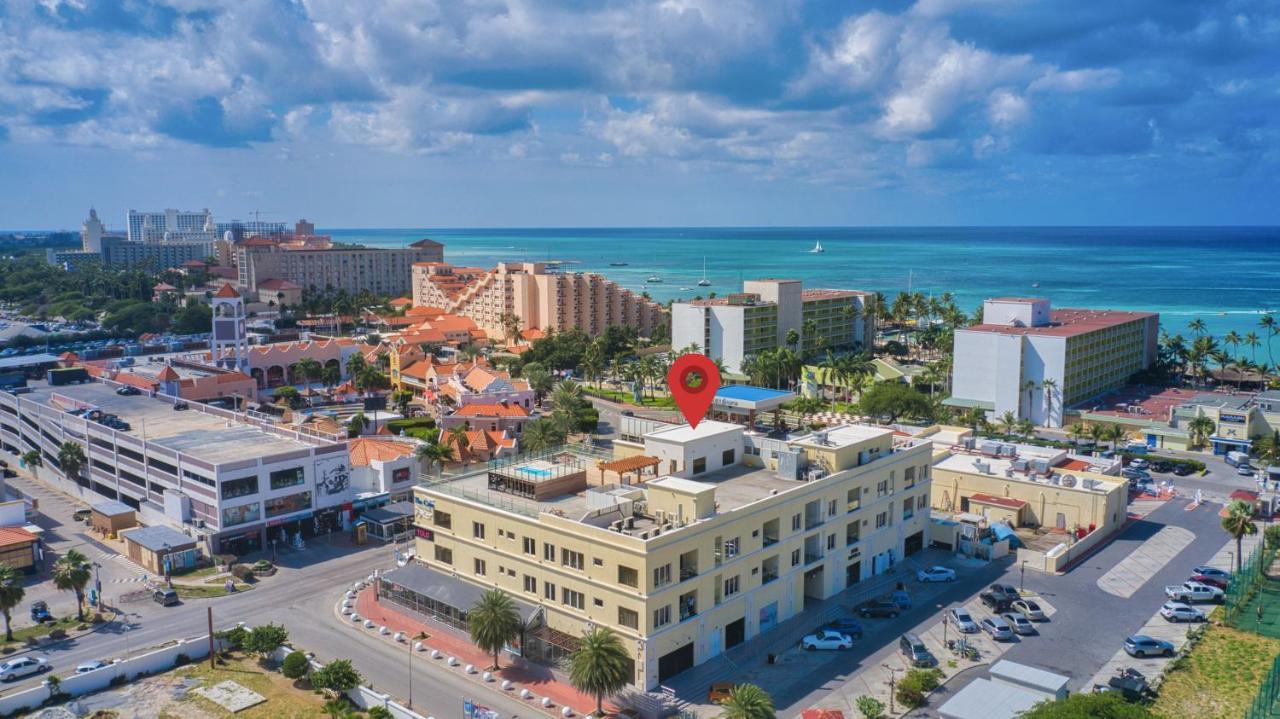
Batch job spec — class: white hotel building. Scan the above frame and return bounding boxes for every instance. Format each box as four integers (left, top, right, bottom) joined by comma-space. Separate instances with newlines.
946, 298, 1159, 428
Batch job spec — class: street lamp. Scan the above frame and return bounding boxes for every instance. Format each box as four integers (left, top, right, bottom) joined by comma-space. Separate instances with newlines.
272, 538, 278, 563
407, 631, 427, 708
882, 663, 898, 714
92, 561, 103, 606
163, 542, 172, 587
1020, 560, 1027, 592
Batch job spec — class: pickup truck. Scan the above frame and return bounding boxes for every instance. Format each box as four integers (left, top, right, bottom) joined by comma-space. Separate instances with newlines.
1164, 581, 1223, 603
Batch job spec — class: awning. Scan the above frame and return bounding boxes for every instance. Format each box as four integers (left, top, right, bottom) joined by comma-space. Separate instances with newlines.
381, 563, 541, 623
361, 501, 415, 524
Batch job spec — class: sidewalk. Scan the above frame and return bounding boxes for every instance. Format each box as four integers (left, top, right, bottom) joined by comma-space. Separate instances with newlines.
353, 587, 601, 716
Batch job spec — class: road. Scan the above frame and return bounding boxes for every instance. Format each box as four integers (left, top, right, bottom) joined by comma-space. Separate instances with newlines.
1, 472, 529, 719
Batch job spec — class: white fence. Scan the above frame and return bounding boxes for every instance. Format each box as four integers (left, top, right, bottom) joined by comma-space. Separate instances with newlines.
0, 634, 222, 717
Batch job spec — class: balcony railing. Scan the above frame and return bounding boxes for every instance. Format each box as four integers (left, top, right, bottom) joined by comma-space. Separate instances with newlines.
762, 534, 779, 548
761, 571, 779, 585
804, 551, 824, 565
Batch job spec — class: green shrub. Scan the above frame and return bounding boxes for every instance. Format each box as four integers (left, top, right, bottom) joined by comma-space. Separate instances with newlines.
253, 559, 273, 571
855, 695, 884, 719
218, 625, 248, 649
386, 417, 436, 434
282, 651, 310, 679
230, 564, 256, 582
896, 668, 944, 709
1265, 524, 1280, 549
367, 707, 394, 719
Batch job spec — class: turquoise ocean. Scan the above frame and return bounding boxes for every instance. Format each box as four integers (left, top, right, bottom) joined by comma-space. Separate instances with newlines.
325, 227, 1280, 341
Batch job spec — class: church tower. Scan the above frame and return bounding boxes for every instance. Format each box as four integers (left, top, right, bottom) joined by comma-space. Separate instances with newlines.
211, 283, 249, 372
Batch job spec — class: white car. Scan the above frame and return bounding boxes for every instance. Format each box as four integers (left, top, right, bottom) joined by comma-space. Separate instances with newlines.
1160, 602, 1206, 623
1164, 581, 1223, 603
801, 629, 854, 651
981, 616, 1014, 641
76, 660, 110, 674
1011, 599, 1047, 621
1129, 458, 1148, 470
0, 656, 49, 682
947, 607, 979, 634
917, 566, 957, 583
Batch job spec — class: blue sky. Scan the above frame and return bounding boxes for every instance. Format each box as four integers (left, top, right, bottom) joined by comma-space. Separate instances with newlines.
1, 0, 1277, 229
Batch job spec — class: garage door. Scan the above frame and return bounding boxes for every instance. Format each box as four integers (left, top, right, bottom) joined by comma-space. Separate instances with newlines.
657, 642, 694, 683
904, 531, 924, 557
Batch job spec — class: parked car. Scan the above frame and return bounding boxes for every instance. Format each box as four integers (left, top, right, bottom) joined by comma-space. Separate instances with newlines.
1001, 612, 1037, 635
1124, 635, 1174, 658
1160, 602, 1207, 623
1011, 599, 1047, 621
1129, 458, 1148, 470
29, 600, 52, 623
823, 617, 864, 639
76, 660, 110, 674
0, 656, 49, 682
1189, 574, 1230, 590
1164, 581, 1223, 603
857, 600, 900, 619
889, 589, 912, 609
801, 629, 854, 651
980, 616, 1015, 641
153, 587, 180, 606
1172, 464, 1195, 476
1121, 468, 1151, 481
917, 566, 957, 582
1095, 668, 1151, 701
1150, 460, 1172, 473
900, 632, 937, 667
980, 589, 1013, 612
71, 508, 92, 522
947, 607, 979, 633
1193, 566, 1231, 580
708, 682, 735, 704
115, 385, 140, 396
1237, 464, 1256, 477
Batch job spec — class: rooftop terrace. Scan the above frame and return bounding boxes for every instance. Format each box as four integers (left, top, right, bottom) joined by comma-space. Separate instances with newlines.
935, 446, 1122, 493
965, 308, 1156, 338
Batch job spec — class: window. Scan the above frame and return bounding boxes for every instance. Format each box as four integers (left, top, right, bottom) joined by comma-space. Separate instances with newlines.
692, 457, 706, 474
593, 557, 604, 566
619, 607, 639, 629
562, 549, 584, 570
523, 575, 537, 593
543, 543, 556, 562
434, 545, 453, 564
222, 503, 260, 527
473, 521, 486, 539
180, 468, 213, 486
724, 575, 740, 597
264, 491, 311, 518
593, 597, 605, 607
434, 511, 452, 530
563, 588, 585, 610
474, 558, 487, 576
828, 499, 837, 516
654, 605, 671, 628
618, 566, 639, 588
791, 513, 801, 531
722, 448, 734, 465
544, 582, 557, 601
269, 466, 305, 490
875, 511, 888, 528
903, 466, 916, 488
724, 537, 739, 559
523, 537, 536, 555
847, 487, 862, 512
791, 548, 801, 566
653, 564, 672, 588
505, 567, 516, 578
221, 476, 258, 499
917, 494, 928, 510
876, 479, 889, 497
903, 498, 914, 520
827, 534, 836, 550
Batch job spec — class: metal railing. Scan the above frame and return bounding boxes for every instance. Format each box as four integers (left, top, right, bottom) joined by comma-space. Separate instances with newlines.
1245, 655, 1280, 719
1224, 542, 1269, 625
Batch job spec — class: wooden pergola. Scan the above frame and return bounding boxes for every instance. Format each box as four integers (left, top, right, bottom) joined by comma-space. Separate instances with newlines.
597, 455, 661, 486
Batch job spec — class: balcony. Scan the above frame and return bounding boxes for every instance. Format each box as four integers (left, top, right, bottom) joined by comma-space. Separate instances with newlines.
761, 571, 779, 585
762, 533, 779, 548
804, 551, 824, 565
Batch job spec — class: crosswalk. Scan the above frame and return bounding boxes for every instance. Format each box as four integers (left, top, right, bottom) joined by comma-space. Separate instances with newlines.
101, 552, 149, 583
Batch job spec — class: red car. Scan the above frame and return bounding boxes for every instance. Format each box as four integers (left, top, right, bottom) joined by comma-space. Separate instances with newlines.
1190, 574, 1229, 590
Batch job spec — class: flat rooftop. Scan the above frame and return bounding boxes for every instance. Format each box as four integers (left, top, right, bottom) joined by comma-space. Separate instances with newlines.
27, 381, 317, 464
935, 450, 1122, 491
792, 424, 894, 449
646, 420, 743, 444
119, 361, 221, 381
964, 308, 1156, 338
801, 289, 867, 301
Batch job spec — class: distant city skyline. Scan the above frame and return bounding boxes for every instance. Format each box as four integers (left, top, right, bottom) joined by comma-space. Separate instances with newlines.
2, 1, 1278, 228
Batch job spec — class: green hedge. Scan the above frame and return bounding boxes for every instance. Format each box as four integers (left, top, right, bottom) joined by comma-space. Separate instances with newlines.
386, 417, 436, 432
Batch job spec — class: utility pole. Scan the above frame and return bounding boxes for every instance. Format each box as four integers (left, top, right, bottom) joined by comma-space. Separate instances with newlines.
883, 664, 897, 715
207, 606, 215, 669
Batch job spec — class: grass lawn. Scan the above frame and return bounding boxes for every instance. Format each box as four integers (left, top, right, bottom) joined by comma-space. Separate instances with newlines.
1, 616, 85, 653
1152, 623, 1280, 719
174, 582, 254, 599
582, 386, 678, 408
173, 564, 224, 580
175, 652, 345, 719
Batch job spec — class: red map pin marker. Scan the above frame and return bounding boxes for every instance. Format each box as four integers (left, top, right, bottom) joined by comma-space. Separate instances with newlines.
668, 353, 720, 429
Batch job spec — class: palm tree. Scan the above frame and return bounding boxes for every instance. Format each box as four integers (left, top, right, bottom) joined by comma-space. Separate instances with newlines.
57, 441, 86, 482
1067, 423, 1088, 448
0, 564, 25, 642
523, 364, 554, 405
718, 684, 775, 719
521, 418, 565, 452
1104, 424, 1127, 451
1040, 377, 1057, 424
445, 426, 471, 464
1261, 314, 1277, 373
1187, 415, 1216, 449
1224, 331, 1243, 387
1245, 331, 1262, 366
297, 357, 323, 386
998, 411, 1017, 436
582, 340, 604, 388
1188, 318, 1206, 336
321, 365, 341, 389
1015, 418, 1035, 437
568, 627, 631, 717
21, 450, 41, 469
469, 589, 523, 670
785, 328, 800, 351
415, 440, 452, 477
1222, 499, 1258, 573
52, 549, 92, 620
1087, 422, 1106, 448
1021, 379, 1038, 421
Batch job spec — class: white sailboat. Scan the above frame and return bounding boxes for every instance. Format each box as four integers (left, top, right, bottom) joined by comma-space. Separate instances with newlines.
646, 273, 663, 283
697, 257, 712, 287
809, 240, 824, 253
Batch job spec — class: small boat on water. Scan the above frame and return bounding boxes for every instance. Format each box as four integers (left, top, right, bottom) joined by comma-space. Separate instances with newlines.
646, 274, 663, 283
680, 286, 692, 291
1032, 281, 1041, 289
697, 257, 712, 287
809, 240, 824, 254
609, 262, 628, 266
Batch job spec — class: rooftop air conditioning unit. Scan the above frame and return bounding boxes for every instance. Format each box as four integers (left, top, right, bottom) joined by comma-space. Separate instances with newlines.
611, 520, 624, 531
624, 516, 635, 529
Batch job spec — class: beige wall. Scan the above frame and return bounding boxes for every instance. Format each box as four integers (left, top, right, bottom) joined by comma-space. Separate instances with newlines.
931, 466, 1126, 534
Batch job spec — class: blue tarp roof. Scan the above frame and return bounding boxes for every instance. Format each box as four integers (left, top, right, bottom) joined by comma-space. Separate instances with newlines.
715, 385, 793, 401
990, 523, 1020, 547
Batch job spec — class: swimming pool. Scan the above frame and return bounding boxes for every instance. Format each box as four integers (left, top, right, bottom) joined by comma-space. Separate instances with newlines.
521, 467, 553, 478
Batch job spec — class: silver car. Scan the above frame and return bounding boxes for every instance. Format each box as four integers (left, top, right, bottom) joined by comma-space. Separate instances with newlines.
1011, 599, 1047, 621
981, 616, 1015, 641
1001, 612, 1037, 635
948, 606, 979, 633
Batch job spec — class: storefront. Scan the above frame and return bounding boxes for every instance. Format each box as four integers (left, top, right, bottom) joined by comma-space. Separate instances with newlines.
357, 501, 415, 542
216, 526, 263, 556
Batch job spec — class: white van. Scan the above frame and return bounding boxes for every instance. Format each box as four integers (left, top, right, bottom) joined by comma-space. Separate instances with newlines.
1226, 451, 1250, 468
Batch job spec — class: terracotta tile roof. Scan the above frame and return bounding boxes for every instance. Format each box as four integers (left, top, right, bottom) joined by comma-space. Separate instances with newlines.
400, 360, 432, 381
214, 283, 240, 298
217, 371, 254, 384
405, 306, 445, 318
409, 238, 444, 248
520, 328, 546, 341
152, 282, 178, 291
389, 298, 413, 307
0, 526, 38, 548
446, 429, 515, 461
156, 366, 180, 382
349, 437, 418, 467
964, 308, 1157, 338
969, 493, 1028, 510
257, 278, 301, 290
450, 402, 530, 418
58, 352, 79, 361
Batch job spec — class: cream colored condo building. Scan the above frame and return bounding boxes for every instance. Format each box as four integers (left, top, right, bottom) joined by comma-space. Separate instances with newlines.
402, 420, 932, 689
